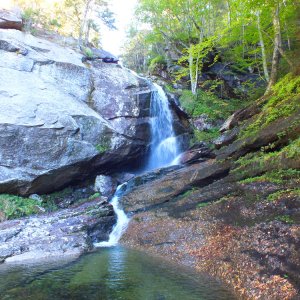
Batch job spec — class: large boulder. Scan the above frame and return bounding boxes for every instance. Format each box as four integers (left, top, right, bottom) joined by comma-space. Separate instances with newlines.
122, 160, 231, 213
0, 29, 153, 195
0, 198, 115, 263
0, 10, 22, 31
94, 175, 117, 198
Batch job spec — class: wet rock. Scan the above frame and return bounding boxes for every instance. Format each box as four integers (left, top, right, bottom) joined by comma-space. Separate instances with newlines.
0, 10, 22, 31
112, 172, 135, 185
0, 198, 115, 263
214, 127, 239, 150
122, 160, 230, 213
94, 175, 117, 198
179, 142, 215, 164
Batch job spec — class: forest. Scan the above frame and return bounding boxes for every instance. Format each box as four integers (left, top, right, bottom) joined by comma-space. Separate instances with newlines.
123, 0, 299, 96
0, 0, 299, 299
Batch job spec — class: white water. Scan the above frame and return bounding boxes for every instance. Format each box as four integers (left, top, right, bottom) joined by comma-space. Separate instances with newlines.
95, 184, 129, 247
96, 82, 181, 248
146, 83, 180, 170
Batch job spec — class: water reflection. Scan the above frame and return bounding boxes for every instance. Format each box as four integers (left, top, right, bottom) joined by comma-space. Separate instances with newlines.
0, 247, 235, 300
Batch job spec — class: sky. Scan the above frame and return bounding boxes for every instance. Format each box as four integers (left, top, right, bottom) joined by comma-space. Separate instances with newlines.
101, 0, 137, 56
1, 0, 138, 56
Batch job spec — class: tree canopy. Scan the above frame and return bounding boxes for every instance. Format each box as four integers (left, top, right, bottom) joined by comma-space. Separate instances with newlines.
123, 0, 299, 95
14, 0, 116, 47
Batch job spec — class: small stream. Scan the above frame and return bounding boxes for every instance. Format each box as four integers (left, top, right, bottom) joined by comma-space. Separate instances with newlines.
0, 247, 235, 300
96, 82, 182, 248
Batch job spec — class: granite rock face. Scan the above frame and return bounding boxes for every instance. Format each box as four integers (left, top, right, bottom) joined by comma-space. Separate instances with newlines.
0, 198, 115, 263
94, 175, 117, 198
0, 29, 154, 195
0, 10, 22, 31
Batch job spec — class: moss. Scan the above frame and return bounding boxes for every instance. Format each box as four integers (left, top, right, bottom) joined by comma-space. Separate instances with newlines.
191, 128, 220, 144
95, 144, 109, 153
197, 202, 211, 208
95, 135, 111, 154
232, 138, 300, 180
240, 73, 300, 138
239, 169, 300, 184
179, 89, 247, 121
276, 215, 294, 224
267, 188, 300, 202
43, 187, 72, 203
88, 192, 100, 200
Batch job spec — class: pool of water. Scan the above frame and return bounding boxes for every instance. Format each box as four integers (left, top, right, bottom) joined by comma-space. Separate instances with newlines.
0, 247, 235, 300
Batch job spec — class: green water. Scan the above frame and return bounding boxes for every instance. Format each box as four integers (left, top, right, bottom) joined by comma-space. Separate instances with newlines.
0, 247, 235, 300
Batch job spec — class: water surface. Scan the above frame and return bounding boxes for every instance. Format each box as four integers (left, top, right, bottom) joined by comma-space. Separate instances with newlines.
0, 247, 235, 300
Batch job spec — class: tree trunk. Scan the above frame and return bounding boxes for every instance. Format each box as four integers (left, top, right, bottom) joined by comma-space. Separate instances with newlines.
189, 49, 197, 95
84, 21, 91, 46
79, 0, 93, 48
226, 0, 231, 26
265, 4, 281, 94
257, 11, 269, 82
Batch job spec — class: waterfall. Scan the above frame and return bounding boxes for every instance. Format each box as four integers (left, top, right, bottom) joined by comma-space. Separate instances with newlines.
95, 184, 129, 247
146, 83, 180, 170
96, 82, 181, 248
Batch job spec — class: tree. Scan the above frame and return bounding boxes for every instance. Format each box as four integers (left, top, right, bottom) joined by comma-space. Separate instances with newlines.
14, 0, 115, 47
127, 0, 298, 95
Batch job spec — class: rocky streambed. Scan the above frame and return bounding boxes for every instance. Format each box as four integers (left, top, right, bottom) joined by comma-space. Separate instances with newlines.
0, 196, 115, 263
119, 97, 300, 299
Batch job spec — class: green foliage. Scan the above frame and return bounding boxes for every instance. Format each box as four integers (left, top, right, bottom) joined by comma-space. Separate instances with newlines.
88, 192, 100, 200
164, 84, 177, 93
0, 193, 59, 221
16, 0, 115, 46
149, 55, 166, 72
95, 144, 109, 154
124, 0, 298, 96
83, 47, 93, 58
276, 215, 294, 224
232, 137, 300, 181
267, 189, 300, 202
240, 74, 300, 138
176, 36, 217, 93
285, 137, 300, 159
42, 187, 72, 208
0, 194, 41, 221
180, 89, 246, 120
192, 128, 220, 144
239, 169, 300, 184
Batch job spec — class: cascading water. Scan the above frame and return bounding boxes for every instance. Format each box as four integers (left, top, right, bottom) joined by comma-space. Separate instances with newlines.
146, 83, 180, 170
96, 83, 181, 248
95, 183, 129, 247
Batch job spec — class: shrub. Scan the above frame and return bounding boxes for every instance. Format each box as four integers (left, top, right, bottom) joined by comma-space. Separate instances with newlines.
179, 89, 246, 121
149, 55, 166, 72
0, 194, 42, 221
83, 47, 94, 58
